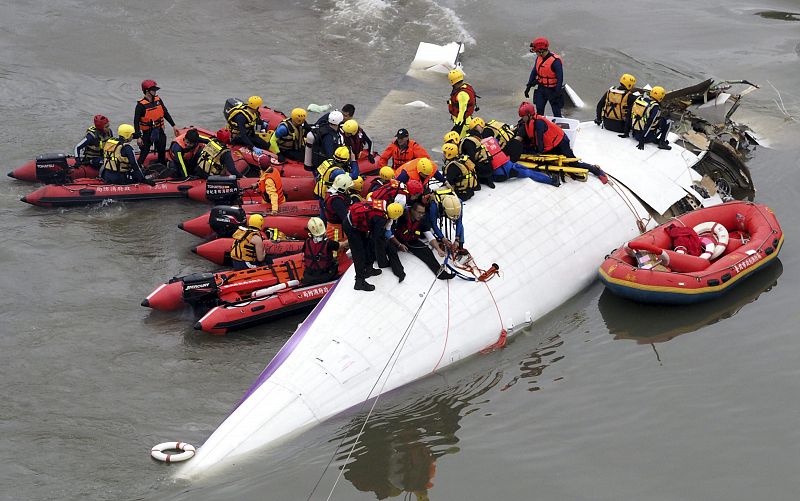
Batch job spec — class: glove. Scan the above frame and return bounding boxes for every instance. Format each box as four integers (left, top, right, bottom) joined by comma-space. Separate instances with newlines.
636, 140, 645, 150
276, 153, 285, 163
143, 178, 156, 187
252, 147, 263, 156
524, 85, 533, 98
367, 153, 375, 164
618, 133, 629, 138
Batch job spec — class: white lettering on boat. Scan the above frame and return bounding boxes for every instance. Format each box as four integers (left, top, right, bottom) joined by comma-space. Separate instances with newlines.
733, 251, 763, 274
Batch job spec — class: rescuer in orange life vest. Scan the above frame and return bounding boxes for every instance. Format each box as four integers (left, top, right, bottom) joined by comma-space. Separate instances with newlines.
524, 37, 564, 117
515, 102, 609, 184
134, 79, 178, 167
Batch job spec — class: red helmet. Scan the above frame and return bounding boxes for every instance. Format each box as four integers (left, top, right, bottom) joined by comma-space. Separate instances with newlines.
531, 37, 549, 51
518, 102, 536, 117
216, 128, 231, 144
406, 179, 423, 196
93, 114, 109, 129
141, 79, 159, 92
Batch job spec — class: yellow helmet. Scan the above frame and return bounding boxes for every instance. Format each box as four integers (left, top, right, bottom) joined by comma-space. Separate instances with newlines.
650, 86, 666, 102
333, 146, 350, 162
290, 107, 307, 123
417, 158, 433, 177
441, 194, 461, 220
443, 131, 460, 144
386, 202, 404, 220
379, 166, 395, 181
442, 143, 459, 160
307, 217, 326, 237
448, 68, 464, 86
619, 73, 637, 90
469, 116, 485, 129
248, 213, 264, 229
247, 96, 263, 109
342, 119, 359, 136
351, 175, 364, 192
117, 124, 135, 140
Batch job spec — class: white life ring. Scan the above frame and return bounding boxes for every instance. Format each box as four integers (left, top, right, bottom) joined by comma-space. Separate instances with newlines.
693, 221, 729, 260
151, 441, 196, 463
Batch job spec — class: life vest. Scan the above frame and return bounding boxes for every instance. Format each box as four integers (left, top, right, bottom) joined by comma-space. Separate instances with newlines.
102, 138, 131, 172
630, 96, 659, 134
445, 155, 478, 193
461, 135, 490, 165
602, 87, 633, 121
257, 168, 285, 204
276, 118, 305, 152
230, 227, 261, 262
426, 188, 456, 217
394, 158, 438, 185
385, 139, 425, 167
345, 128, 365, 156
485, 120, 515, 149
324, 192, 349, 224
524, 117, 565, 153
84, 126, 111, 159
195, 138, 227, 176
138, 96, 165, 131
395, 211, 424, 244
225, 103, 258, 137
314, 159, 350, 198
447, 82, 477, 118
480, 136, 510, 169
166, 131, 203, 163
534, 53, 561, 88
310, 124, 343, 168
367, 179, 408, 203
303, 237, 336, 273
348, 199, 387, 232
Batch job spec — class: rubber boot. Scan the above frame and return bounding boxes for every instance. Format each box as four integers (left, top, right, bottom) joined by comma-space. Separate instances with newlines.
658, 141, 672, 150
354, 279, 375, 291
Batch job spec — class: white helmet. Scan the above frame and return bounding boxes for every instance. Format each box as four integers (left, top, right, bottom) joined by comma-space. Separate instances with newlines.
307, 217, 326, 237
328, 110, 344, 126
331, 173, 354, 192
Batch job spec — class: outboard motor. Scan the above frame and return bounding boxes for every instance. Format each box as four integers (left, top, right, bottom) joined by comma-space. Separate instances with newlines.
181, 272, 219, 311
209, 205, 246, 238
205, 175, 241, 205
35, 153, 70, 184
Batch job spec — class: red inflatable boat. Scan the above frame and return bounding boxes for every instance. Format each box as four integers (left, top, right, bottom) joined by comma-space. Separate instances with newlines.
598, 201, 783, 304
7, 152, 160, 183
179, 203, 316, 240
193, 238, 306, 266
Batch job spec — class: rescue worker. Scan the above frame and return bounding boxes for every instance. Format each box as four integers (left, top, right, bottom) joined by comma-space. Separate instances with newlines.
595, 73, 639, 134
300, 217, 349, 286
369, 178, 424, 207
166, 128, 206, 178
342, 119, 375, 164
390, 202, 454, 280
624, 86, 672, 150
480, 133, 560, 187
134, 79, 178, 166
368, 166, 396, 192
460, 117, 495, 187
75, 114, 112, 168
377, 128, 431, 169
346, 200, 405, 291
394, 157, 448, 187
515, 102, 608, 184
226, 95, 270, 152
478, 118, 522, 160
349, 176, 365, 204
100, 123, 155, 185
252, 160, 285, 214
524, 38, 564, 117
314, 146, 353, 200
269, 107, 309, 162
194, 129, 240, 178
323, 174, 354, 241
230, 213, 268, 270
315, 103, 355, 126
441, 143, 479, 201
307, 110, 345, 170
447, 68, 479, 137
425, 190, 464, 251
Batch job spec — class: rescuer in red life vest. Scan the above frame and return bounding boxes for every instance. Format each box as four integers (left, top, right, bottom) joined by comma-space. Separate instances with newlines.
300, 217, 349, 286
389, 202, 455, 280
345, 200, 405, 291
134, 79, 178, 167
515, 102, 609, 184
524, 37, 564, 117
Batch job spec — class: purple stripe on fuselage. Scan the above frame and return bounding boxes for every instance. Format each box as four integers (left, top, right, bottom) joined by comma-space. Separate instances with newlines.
232, 280, 340, 411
